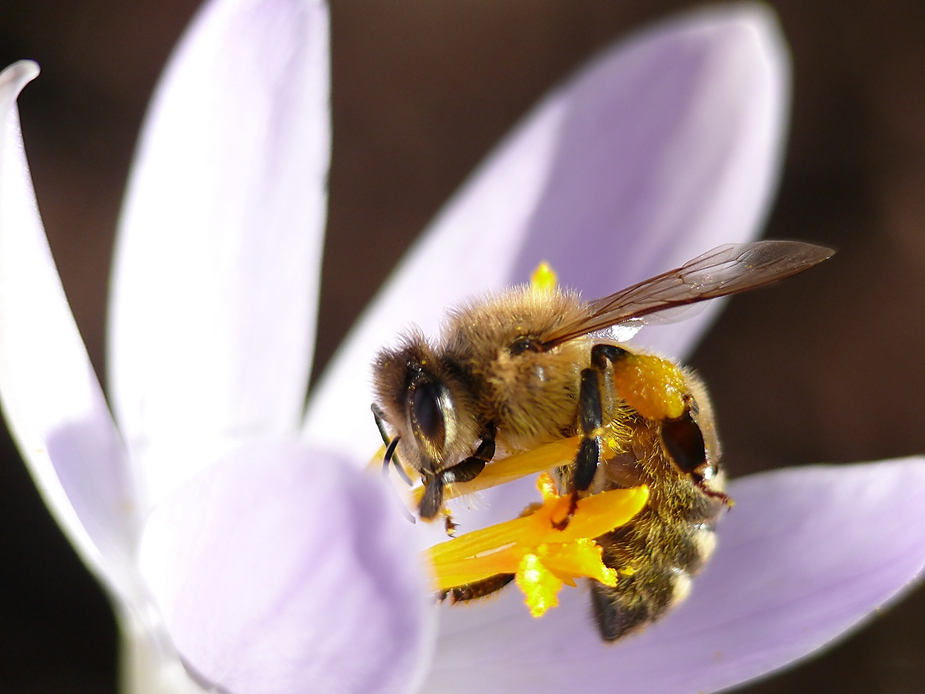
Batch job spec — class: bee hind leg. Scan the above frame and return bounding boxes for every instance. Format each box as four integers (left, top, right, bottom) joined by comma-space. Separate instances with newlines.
439, 573, 515, 605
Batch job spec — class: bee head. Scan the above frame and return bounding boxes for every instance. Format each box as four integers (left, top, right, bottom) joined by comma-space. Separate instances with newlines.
373, 333, 475, 475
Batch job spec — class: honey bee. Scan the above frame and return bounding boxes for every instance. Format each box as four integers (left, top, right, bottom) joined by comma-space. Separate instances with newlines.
372, 240, 832, 641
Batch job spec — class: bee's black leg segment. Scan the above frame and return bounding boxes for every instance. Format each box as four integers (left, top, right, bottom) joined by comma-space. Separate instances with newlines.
437, 425, 496, 532
554, 364, 609, 530
574, 436, 601, 491
555, 370, 606, 531
579, 368, 603, 435
572, 367, 603, 490
553, 436, 599, 530
447, 422, 497, 484
420, 475, 445, 520
590, 343, 629, 370
445, 457, 486, 484
439, 573, 515, 604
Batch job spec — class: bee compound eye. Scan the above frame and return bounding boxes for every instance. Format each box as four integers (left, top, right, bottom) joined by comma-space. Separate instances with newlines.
410, 379, 451, 451
510, 335, 540, 355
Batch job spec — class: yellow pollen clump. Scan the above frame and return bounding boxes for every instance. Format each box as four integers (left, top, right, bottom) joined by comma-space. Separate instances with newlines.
516, 553, 561, 617
427, 473, 649, 617
531, 261, 558, 293
610, 353, 688, 421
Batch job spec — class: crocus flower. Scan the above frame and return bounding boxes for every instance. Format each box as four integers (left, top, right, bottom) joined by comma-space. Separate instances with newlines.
1, 1, 923, 693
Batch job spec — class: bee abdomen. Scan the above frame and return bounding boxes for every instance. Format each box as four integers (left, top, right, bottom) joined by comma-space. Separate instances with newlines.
590, 518, 717, 641
590, 565, 693, 642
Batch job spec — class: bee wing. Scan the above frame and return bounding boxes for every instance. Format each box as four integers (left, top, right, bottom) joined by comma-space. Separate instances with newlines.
541, 240, 834, 349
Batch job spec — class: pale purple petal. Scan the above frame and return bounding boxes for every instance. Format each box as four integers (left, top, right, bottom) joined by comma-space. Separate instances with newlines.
139, 442, 433, 694
420, 458, 925, 693
303, 4, 789, 460
109, 0, 331, 511
0, 61, 140, 597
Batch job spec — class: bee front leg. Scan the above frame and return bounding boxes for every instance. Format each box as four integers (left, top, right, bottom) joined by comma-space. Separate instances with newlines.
420, 474, 445, 520
421, 424, 497, 532
444, 422, 497, 484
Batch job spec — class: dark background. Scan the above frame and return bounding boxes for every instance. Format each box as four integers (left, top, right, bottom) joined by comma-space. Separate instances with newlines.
1, 1, 924, 692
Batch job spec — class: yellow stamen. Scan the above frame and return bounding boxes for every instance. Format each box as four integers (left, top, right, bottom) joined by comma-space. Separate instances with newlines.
411, 431, 631, 508
428, 473, 649, 616
531, 261, 558, 293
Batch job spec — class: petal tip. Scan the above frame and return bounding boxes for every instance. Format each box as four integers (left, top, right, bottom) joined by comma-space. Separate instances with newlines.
0, 60, 40, 95
700, 2, 791, 76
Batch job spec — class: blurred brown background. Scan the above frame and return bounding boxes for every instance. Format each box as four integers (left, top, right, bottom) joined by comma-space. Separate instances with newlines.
0, 0, 923, 692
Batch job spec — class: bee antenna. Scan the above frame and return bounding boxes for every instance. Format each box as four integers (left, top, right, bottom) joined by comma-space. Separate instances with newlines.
380, 437, 416, 524
382, 436, 413, 486
372, 404, 414, 486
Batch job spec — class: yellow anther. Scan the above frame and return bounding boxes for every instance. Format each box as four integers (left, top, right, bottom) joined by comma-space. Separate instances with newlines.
516, 553, 562, 617
531, 261, 558, 293
427, 473, 649, 617
535, 539, 618, 588
536, 471, 559, 502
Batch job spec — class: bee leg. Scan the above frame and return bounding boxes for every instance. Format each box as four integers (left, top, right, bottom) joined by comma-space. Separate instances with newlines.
439, 573, 515, 604
443, 512, 459, 536
444, 423, 497, 484
556, 368, 605, 530
433, 425, 497, 536
420, 474, 445, 520
556, 345, 641, 529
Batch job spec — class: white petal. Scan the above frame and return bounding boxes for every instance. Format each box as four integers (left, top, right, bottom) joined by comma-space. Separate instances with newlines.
0, 62, 139, 597
303, 4, 789, 460
139, 442, 433, 694
419, 459, 925, 693
109, 0, 331, 510
118, 608, 209, 694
